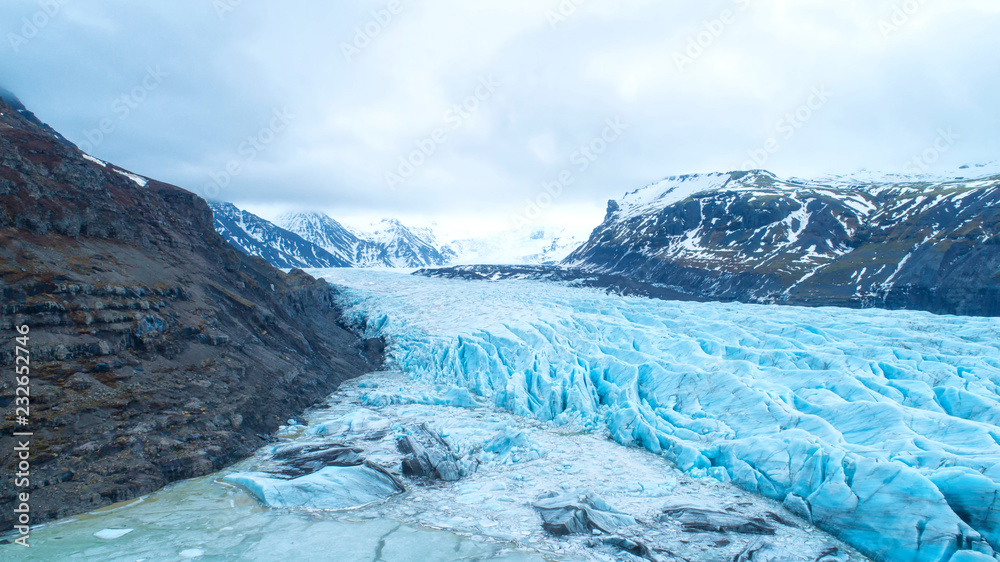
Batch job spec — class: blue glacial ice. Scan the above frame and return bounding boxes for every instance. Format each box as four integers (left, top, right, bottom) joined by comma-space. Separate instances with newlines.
317, 269, 1000, 562
481, 426, 546, 465
224, 464, 404, 510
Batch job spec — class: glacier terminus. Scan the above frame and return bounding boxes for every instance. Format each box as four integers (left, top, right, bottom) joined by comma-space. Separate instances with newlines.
325, 269, 1000, 562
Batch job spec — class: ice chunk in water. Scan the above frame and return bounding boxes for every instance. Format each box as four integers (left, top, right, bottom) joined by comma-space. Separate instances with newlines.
308, 408, 390, 437
94, 528, 133, 540
225, 465, 403, 510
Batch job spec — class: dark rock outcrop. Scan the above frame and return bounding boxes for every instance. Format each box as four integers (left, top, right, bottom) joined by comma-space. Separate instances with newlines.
267, 442, 366, 478
659, 504, 778, 535
0, 98, 375, 528
396, 423, 461, 482
533, 491, 636, 536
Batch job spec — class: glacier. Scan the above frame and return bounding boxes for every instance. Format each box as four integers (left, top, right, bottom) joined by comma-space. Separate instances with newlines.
317, 268, 1000, 562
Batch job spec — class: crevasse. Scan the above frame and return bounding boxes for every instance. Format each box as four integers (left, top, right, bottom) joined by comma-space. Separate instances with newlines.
321, 269, 1000, 562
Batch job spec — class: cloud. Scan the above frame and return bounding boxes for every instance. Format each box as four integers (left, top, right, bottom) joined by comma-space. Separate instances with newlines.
1, 0, 998, 235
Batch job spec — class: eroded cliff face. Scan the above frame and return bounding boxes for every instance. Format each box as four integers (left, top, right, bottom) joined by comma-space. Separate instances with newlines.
565, 171, 1000, 316
0, 99, 376, 527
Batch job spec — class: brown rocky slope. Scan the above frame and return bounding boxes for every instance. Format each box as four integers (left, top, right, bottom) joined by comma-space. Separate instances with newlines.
0, 99, 377, 529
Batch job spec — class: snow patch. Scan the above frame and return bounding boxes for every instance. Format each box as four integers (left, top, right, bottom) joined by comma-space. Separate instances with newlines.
113, 168, 148, 187
82, 153, 107, 167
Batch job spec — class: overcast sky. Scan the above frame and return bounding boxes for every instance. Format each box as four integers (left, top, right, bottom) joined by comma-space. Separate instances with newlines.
2, 0, 999, 238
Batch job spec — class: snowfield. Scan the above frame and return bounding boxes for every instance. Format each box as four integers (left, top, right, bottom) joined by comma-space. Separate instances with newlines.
318, 269, 1000, 562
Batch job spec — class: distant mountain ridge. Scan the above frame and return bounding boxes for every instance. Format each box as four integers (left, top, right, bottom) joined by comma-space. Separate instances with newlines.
276, 212, 589, 268
209, 202, 350, 268
564, 169, 1000, 316
445, 227, 586, 266
276, 212, 375, 266
359, 218, 456, 268
207, 205, 460, 269
277, 213, 453, 268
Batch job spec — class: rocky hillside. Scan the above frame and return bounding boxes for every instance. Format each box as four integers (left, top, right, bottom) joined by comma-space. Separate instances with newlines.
565, 170, 1000, 316
0, 96, 377, 528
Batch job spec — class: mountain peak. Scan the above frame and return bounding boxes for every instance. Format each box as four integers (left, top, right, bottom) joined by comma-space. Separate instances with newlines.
272, 212, 451, 268
617, 171, 744, 219
377, 218, 404, 227
0, 86, 25, 109
278, 211, 350, 231
209, 202, 351, 268
0, 86, 78, 149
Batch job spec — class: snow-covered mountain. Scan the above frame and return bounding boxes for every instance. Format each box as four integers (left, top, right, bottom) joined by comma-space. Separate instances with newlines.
275, 211, 376, 266
565, 169, 1000, 316
209, 202, 350, 268
444, 227, 586, 266
224, 207, 581, 270
276, 213, 453, 268
277, 211, 592, 268
352, 218, 455, 268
